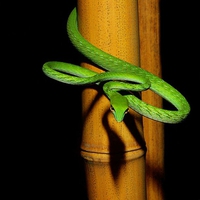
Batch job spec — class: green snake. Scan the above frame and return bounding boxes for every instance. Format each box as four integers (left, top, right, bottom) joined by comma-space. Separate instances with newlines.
42, 8, 190, 123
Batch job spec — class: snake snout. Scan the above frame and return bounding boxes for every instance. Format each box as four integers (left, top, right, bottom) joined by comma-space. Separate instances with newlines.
110, 106, 129, 122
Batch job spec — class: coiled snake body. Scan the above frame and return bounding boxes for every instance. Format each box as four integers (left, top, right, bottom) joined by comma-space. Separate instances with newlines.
43, 8, 190, 123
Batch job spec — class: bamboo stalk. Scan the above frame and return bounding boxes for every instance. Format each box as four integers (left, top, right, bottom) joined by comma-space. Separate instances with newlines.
77, 0, 146, 199
138, 0, 165, 199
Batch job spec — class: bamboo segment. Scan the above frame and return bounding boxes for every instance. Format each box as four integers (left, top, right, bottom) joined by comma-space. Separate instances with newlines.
77, 0, 146, 199
82, 150, 146, 200
78, 0, 143, 154
138, 0, 165, 199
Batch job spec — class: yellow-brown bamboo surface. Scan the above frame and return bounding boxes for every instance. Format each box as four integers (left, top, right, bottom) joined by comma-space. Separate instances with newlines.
138, 0, 165, 199
77, 0, 146, 199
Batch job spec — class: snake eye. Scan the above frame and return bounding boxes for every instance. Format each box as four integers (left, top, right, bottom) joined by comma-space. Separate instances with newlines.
110, 106, 115, 113
124, 108, 129, 114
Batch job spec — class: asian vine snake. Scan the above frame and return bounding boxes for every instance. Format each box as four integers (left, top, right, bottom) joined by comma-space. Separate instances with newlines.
42, 8, 190, 123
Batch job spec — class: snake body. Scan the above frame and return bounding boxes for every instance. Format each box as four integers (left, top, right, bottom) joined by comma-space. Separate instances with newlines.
43, 8, 190, 123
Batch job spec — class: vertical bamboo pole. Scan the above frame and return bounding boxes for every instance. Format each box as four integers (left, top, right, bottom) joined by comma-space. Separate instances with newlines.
77, 0, 146, 199
138, 0, 165, 200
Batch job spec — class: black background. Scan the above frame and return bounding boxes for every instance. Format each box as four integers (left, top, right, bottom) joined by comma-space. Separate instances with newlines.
4, 0, 199, 199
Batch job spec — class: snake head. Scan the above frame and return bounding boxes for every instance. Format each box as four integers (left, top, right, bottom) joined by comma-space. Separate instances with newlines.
110, 94, 129, 122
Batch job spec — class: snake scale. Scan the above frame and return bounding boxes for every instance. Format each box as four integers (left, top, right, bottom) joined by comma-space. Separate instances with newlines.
42, 8, 190, 123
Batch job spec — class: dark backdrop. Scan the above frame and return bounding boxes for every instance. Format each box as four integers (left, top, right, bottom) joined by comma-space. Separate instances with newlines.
4, 1, 198, 199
